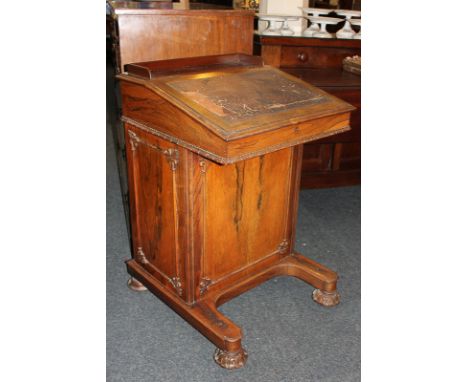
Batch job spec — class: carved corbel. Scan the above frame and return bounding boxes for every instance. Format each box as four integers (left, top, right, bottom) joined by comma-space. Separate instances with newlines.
169, 277, 183, 296
135, 247, 149, 264
164, 148, 179, 171
199, 277, 212, 295
277, 240, 289, 254
128, 130, 141, 151
199, 158, 210, 174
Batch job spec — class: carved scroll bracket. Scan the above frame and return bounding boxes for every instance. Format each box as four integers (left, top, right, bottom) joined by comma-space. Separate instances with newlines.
127, 130, 179, 171
128, 130, 141, 151
277, 240, 290, 254
169, 277, 183, 296
199, 278, 212, 295
199, 158, 211, 174
135, 247, 149, 264
165, 148, 179, 171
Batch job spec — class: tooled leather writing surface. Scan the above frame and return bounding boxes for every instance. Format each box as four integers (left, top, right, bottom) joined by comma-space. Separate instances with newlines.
167, 68, 327, 123
148, 66, 354, 139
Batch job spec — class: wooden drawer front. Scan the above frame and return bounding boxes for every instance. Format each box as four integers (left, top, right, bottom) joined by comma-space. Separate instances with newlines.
281, 46, 360, 69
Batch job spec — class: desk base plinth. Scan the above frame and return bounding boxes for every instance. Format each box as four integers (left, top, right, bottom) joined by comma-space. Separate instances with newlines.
126, 252, 339, 369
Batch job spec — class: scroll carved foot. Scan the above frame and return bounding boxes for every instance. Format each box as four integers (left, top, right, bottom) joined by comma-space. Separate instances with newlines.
312, 289, 340, 307
213, 347, 248, 369
127, 277, 147, 292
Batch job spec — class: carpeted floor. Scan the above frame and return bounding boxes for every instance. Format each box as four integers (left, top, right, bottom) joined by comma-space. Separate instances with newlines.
106, 120, 361, 382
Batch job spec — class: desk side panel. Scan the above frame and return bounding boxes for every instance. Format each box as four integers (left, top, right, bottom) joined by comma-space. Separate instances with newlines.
201, 148, 293, 284
125, 124, 189, 299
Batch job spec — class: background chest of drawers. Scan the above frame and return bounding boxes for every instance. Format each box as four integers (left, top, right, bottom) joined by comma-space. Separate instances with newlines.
254, 35, 361, 188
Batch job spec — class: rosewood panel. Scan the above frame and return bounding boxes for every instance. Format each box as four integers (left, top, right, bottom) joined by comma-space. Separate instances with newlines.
125, 124, 187, 299
203, 148, 292, 282
120, 81, 226, 159
116, 11, 254, 73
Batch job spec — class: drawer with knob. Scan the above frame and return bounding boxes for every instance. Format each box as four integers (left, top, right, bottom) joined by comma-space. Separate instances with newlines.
280, 46, 360, 69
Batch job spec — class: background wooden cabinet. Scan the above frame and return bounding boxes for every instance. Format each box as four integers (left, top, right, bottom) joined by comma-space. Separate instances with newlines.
255, 36, 361, 188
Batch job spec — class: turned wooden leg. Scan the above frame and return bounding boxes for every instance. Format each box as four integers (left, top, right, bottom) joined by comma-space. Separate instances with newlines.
127, 277, 147, 292
213, 346, 248, 370
312, 289, 340, 307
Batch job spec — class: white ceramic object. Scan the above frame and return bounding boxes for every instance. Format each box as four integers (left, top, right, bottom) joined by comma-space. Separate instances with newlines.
302, 16, 320, 36
335, 9, 361, 39
281, 16, 301, 36
349, 18, 361, 39
299, 7, 330, 36
257, 15, 285, 35
307, 16, 342, 39
300, 7, 331, 15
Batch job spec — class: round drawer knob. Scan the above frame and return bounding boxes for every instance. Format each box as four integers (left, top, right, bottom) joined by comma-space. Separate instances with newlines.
297, 52, 309, 62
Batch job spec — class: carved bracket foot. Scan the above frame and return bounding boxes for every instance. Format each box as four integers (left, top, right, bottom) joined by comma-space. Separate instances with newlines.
312, 289, 340, 307
213, 347, 248, 369
127, 277, 147, 292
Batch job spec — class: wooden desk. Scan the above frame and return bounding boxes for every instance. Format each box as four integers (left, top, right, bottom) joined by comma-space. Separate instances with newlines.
255, 35, 361, 188
118, 54, 353, 369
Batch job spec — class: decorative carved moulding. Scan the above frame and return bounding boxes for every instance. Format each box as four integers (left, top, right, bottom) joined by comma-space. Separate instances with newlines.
169, 277, 183, 297
199, 278, 212, 295
128, 130, 179, 170
135, 247, 149, 264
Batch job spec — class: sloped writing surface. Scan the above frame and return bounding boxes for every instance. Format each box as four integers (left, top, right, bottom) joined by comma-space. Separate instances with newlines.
119, 61, 354, 150
166, 68, 327, 124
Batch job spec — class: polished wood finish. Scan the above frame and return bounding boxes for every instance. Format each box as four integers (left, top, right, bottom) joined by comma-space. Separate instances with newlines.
111, 5, 254, 73
119, 55, 352, 368
255, 35, 361, 188
125, 53, 263, 79
107, 2, 255, 241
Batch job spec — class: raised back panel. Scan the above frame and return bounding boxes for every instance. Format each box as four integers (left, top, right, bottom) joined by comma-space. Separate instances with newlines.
117, 11, 254, 73
203, 147, 293, 282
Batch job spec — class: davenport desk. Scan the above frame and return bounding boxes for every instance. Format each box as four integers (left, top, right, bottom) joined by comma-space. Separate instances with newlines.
117, 54, 354, 369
